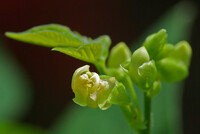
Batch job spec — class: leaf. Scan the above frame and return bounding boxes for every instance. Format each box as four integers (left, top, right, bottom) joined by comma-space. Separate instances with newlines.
0, 120, 47, 134
0, 39, 31, 120
51, 105, 135, 134
5, 24, 86, 48
52, 43, 103, 64
92, 35, 111, 61
6, 24, 111, 64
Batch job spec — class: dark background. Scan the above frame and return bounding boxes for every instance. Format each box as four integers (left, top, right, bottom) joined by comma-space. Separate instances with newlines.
0, 0, 199, 133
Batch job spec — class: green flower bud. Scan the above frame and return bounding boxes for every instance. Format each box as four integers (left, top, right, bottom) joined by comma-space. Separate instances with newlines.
143, 29, 168, 59
130, 46, 150, 68
155, 44, 174, 60
156, 58, 188, 82
108, 42, 131, 68
129, 47, 157, 90
170, 41, 192, 67
72, 65, 131, 110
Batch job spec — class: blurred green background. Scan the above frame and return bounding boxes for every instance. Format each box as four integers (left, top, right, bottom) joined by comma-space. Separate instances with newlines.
0, 0, 199, 134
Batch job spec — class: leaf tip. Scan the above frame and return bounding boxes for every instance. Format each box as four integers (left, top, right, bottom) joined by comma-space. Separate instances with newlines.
5, 32, 14, 38
51, 47, 59, 51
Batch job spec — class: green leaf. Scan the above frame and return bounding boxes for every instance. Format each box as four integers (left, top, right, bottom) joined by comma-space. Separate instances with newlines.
51, 105, 135, 134
5, 24, 111, 63
5, 24, 85, 48
52, 43, 103, 64
0, 120, 47, 134
107, 42, 131, 68
0, 40, 31, 120
92, 35, 111, 61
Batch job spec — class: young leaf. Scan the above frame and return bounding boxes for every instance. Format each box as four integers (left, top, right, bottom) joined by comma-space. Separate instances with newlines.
5, 24, 86, 48
6, 24, 111, 64
52, 43, 103, 64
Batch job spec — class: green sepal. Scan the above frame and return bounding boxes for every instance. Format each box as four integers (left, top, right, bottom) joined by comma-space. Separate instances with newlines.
97, 76, 115, 110
129, 46, 150, 69
107, 42, 131, 68
156, 58, 188, 83
108, 82, 131, 106
143, 29, 168, 59
120, 59, 131, 71
137, 60, 157, 90
170, 41, 192, 67
98, 76, 131, 109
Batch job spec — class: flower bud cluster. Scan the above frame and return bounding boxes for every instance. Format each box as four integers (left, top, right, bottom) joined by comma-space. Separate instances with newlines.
127, 29, 191, 97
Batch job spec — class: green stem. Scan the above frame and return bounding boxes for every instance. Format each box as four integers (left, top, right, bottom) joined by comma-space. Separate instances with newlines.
120, 103, 141, 133
140, 93, 152, 134
95, 61, 108, 75
120, 103, 135, 124
120, 103, 145, 134
123, 76, 142, 117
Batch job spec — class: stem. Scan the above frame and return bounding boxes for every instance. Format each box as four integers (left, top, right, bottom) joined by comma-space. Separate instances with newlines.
123, 76, 142, 117
95, 61, 108, 75
120, 103, 142, 133
120, 103, 135, 124
141, 93, 152, 134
